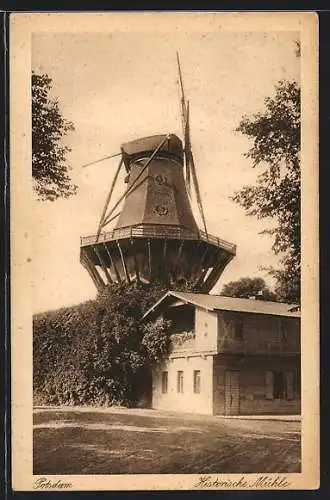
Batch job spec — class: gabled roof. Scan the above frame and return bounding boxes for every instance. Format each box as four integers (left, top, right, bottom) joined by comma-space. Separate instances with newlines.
142, 291, 301, 319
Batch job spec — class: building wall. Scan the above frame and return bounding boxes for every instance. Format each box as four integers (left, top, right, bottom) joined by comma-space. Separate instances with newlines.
213, 354, 301, 415
217, 310, 300, 354
195, 307, 218, 352
152, 304, 301, 416
152, 355, 214, 415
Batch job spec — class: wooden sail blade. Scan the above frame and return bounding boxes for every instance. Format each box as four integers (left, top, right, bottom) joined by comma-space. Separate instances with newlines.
96, 157, 123, 241
177, 52, 193, 197
184, 101, 192, 197
81, 151, 121, 168
176, 51, 187, 135
188, 146, 208, 237
100, 210, 121, 229
177, 55, 205, 227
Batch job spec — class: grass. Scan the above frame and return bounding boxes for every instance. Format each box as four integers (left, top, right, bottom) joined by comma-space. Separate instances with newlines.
33, 407, 301, 475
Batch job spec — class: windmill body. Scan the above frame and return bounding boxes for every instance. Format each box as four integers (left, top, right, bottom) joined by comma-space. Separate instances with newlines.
80, 57, 236, 292
117, 135, 197, 231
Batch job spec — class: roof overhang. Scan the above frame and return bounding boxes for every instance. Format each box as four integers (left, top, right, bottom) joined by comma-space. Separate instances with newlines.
142, 291, 301, 321
142, 290, 214, 320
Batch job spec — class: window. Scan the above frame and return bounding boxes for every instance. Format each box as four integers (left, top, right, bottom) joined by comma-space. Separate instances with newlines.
161, 371, 168, 394
177, 371, 184, 393
234, 321, 244, 340
193, 370, 201, 393
266, 371, 294, 400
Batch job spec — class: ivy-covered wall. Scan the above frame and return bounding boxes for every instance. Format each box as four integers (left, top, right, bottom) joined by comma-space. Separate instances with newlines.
33, 283, 173, 407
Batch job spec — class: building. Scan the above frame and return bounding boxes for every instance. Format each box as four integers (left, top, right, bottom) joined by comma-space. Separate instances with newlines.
143, 291, 301, 416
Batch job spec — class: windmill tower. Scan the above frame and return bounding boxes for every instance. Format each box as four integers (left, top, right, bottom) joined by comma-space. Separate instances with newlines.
80, 54, 236, 292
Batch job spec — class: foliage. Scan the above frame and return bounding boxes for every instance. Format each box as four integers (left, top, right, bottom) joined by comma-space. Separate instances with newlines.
142, 318, 172, 364
220, 277, 278, 301
233, 79, 300, 304
32, 72, 77, 201
33, 282, 183, 407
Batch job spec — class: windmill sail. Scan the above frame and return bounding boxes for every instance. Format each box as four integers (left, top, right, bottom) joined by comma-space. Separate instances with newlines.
177, 54, 208, 236
184, 102, 208, 237
176, 52, 191, 197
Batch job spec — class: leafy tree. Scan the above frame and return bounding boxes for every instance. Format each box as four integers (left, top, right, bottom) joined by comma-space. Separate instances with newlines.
220, 277, 278, 301
33, 282, 179, 407
32, 72, 77, 201
233, 79, 300, 304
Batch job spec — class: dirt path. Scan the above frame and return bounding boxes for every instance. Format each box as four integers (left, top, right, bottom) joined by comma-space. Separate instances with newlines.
33, 406, 301, 475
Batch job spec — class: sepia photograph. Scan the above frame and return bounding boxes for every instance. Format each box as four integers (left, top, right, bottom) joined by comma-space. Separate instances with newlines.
10, 12, 319, 491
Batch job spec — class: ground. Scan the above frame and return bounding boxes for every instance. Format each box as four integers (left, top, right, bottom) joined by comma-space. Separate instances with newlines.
33, 407, 301, 475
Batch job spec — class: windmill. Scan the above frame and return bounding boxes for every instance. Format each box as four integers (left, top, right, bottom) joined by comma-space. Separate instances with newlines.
80, 54, 236, 292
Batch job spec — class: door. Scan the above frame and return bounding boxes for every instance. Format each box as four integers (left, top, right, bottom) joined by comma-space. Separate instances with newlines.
225, 371, 240, 415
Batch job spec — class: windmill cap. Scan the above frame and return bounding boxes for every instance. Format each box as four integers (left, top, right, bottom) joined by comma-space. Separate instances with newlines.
121, 134, 184, 168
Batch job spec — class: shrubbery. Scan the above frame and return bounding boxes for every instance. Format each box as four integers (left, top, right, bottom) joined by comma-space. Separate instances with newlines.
33, 282, 190, 407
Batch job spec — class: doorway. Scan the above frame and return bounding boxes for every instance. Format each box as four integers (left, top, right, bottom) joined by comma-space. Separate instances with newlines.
224, 370, 240, 415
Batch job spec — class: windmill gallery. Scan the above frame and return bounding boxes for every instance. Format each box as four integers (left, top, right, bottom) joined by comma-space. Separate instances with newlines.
77, 54, 301, 417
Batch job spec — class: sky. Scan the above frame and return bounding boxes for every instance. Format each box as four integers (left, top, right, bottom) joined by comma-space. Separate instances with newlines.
31, 25, 300, 313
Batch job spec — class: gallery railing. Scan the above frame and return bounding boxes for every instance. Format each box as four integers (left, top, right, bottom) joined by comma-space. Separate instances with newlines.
80, 225, 236, 254
170, 332, 195, 352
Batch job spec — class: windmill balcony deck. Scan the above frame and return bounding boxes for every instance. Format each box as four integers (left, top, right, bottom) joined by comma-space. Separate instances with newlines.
80, 225, 236, 254
79, 224, 236, 292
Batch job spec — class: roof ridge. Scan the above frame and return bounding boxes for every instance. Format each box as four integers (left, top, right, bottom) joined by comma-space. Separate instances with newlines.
143, 290, 300, 319
167, 290, 297, 307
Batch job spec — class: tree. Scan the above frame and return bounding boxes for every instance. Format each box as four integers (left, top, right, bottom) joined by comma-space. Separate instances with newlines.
233, 79, 300, 304
32, 72, 77, 201
220, 277, 278, 301
33, 282, 177, 407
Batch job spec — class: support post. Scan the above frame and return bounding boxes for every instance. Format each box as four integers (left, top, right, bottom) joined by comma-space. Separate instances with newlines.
162, 239, 170, 285
104, 243, 121, 283
130, 239, 140, 283
189, 240, 202, 281
117, 241, 130, 284
194, 246, 218, 289
93, 245, 113, 284
173, 240, 185, 267
200, 251, 226, 292
81, 248, 105, 291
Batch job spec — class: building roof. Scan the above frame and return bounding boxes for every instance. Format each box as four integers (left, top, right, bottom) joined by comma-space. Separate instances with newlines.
143, 291, 301, 319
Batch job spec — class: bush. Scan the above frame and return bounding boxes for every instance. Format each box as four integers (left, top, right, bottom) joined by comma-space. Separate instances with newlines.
33, 282, 176, 407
